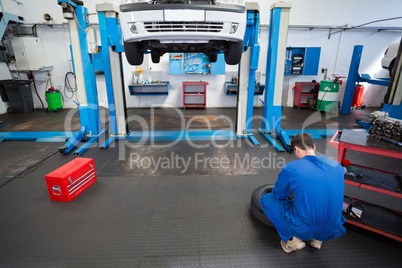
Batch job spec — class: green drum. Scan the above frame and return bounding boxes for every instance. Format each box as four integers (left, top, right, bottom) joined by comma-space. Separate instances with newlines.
316, 80, 339, 113
45, 89, 63, 112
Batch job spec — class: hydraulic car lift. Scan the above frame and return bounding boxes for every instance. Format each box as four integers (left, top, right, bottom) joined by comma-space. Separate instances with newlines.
96, 3, 128, 149
341, 45, 391, 115
57, 0, 107, 155
257, 2, 338, 153
96, 2, 262, 146
0, 1, 85, 148
236, 2, 261, 146
349, 40, 402, 129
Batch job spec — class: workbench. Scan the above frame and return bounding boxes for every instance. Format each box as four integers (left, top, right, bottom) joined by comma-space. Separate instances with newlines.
329, 129, 402, 241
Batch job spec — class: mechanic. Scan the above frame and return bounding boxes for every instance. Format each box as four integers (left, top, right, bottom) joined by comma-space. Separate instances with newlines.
260, 133, 346, 253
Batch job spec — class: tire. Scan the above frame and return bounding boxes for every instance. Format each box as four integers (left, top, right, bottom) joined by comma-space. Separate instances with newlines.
151, 52, 160, 64
224, 41, 243, 65
124, 42, 144, 66
250, 184, 275, 229
208, 53, 217, 63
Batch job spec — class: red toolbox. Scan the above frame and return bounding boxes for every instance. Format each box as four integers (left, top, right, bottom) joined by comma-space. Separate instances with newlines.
45, 157, 96, 202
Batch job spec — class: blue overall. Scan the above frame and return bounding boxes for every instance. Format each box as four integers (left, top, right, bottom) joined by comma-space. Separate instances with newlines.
260, 155, 346, 242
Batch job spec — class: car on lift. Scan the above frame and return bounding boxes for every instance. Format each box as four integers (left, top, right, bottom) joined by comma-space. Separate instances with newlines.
119, 0, 246, 65
381, 42, 399, 77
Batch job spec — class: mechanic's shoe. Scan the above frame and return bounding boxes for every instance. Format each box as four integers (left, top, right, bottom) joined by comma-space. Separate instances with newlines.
308, 239, 322, 249
280, 237, 306, 253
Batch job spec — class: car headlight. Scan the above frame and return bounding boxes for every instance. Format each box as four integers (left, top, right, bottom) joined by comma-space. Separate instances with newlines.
121, 0, 152, 4
215, 0, 244, 5
128, 22, 138, 34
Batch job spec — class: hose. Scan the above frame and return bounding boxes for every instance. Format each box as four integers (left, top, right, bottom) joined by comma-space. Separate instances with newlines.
31, 73, 45, 110
64, 72, 78, 100
0, 150, 59, 188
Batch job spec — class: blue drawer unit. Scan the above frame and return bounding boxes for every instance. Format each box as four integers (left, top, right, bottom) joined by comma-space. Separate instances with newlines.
285, 47, 321, 76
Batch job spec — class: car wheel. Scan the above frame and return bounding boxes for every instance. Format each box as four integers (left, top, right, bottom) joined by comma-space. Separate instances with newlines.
224, 41, 243, 65
250, 184, 275, 229
208, 53, 217, 63
124, 42, 144, 66
151, 52, 160, 64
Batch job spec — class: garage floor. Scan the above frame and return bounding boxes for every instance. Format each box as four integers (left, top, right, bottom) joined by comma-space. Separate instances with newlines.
0, 107, 400, 267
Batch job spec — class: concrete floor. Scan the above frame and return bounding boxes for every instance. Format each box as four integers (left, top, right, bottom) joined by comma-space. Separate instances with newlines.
0, 107, 400, 267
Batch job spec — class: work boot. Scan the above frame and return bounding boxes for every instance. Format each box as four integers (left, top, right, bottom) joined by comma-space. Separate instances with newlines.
280, 237, 306, 253
308, 239, 323, 249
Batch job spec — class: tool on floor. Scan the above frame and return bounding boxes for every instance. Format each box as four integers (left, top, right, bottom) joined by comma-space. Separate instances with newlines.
45, 157, 97, 202
45, 86, 64, 112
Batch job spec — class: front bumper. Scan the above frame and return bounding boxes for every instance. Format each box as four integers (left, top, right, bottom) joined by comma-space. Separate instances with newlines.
120, 6, 246, 43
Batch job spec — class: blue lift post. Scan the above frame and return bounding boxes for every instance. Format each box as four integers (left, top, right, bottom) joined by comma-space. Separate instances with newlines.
342, 45, 390, 115
258, 2, 338, 153
236, 3, 261, 147
57, 0, 107, 155
96, 3, 127, 149
341, 45, 397, 128
258, 2, 291, 153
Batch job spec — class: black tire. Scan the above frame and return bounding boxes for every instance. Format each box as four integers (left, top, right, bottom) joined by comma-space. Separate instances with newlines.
208, 53, 217, 63
250, 184, 275, 229
224, 41, 243, 65
151, 52, 160, 64
124, 42, 144, 66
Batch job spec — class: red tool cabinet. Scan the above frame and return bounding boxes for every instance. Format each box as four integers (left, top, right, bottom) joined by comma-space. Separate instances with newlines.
292, 82, 320, 108
183, 81, 208, 108
45, 157, 97, 202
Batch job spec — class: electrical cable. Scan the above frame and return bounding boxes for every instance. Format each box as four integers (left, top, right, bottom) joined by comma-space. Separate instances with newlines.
0, 150, 59, 188
32, 73, 45, 110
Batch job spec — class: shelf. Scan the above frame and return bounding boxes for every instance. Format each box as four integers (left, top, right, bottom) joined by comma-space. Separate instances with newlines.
184, 93, 205, 96
293, 82, 320, 107
183, 81, 209, 85
224, 82, 265, 96
128, 82, 170, 95
184, 103, 206, 108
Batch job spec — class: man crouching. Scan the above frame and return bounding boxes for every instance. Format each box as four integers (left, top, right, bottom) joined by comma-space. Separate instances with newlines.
260, 133, 346, 253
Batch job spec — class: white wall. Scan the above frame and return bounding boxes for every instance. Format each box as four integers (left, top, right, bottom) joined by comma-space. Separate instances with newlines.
0, 0, 401, 113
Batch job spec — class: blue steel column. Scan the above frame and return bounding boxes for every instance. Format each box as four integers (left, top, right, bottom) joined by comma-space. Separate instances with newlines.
246, 10, 260, 133
262, 7, 281, 133
98, 12, 117, 136
341, 45, 363, 114
75, 6, 101, 136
